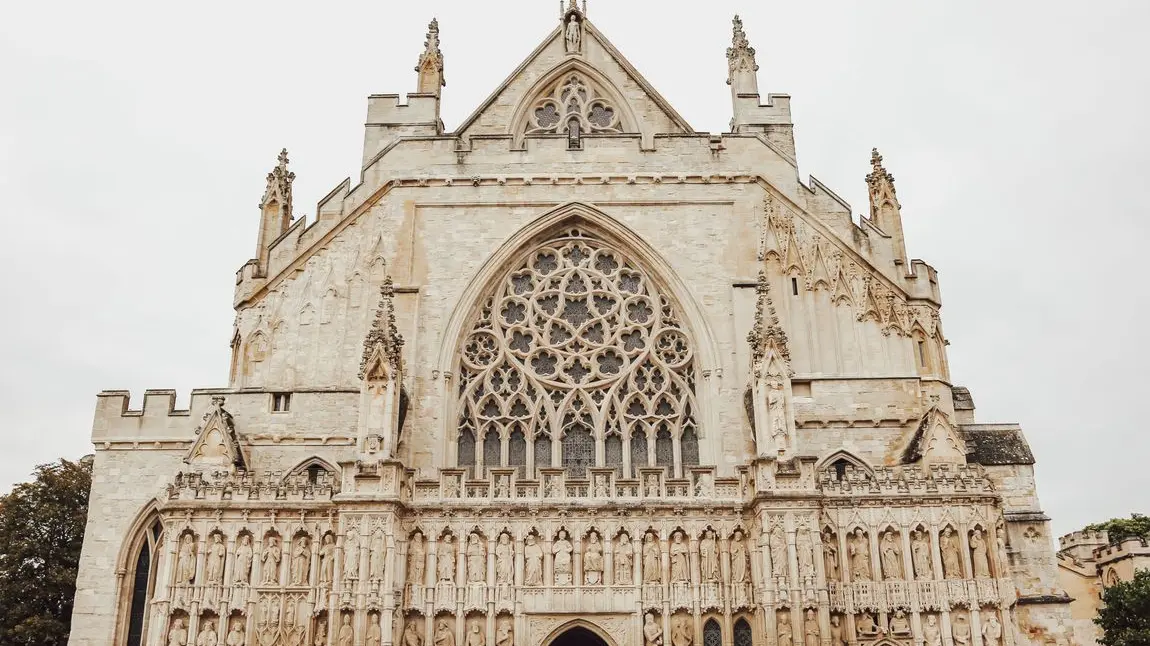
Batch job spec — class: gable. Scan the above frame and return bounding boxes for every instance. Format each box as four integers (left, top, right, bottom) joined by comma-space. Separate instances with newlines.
454, 19, 692, 147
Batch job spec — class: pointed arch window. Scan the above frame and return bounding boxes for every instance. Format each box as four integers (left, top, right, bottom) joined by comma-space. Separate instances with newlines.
527, 73, 623, 140
681, 425, 699, 467
703, 620, 722, 646
123, 518, 163, 646
604, 434, 622, 475
482, 428, 501, 474
734, 619, 753, 646
509, 428, 527, 476
455, 228, 701, 479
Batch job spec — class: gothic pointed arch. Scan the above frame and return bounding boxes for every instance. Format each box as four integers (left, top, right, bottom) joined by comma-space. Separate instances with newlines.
113, 500, 164, 646
440, 203, 719, 476
541, 619, 618, 646
283, 456, 341, 488
509, 60, 641, 147
816, 449, 874, 479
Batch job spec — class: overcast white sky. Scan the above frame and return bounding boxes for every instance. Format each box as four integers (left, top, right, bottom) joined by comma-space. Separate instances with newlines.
1, 1, 1147, 534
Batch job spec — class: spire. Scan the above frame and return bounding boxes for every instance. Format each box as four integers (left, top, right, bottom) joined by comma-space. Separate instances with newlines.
260, 148, 294, 219
865, 148, 908, 266
416, 18, 445, 94
360, 276, 405, 380
747, 270, 790, 366
726, 15, 759, 92
866, 148, 897, 199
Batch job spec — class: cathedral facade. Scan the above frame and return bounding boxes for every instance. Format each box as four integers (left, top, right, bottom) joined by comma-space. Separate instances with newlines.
69, 5, 1075, 646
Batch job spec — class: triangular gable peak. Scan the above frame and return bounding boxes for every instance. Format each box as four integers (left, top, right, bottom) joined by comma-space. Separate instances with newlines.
453, 8, 693, 149
902, 405, 969, 465
186, 396, 247, 471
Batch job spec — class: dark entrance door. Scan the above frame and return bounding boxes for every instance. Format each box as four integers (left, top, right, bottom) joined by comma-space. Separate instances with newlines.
550, 627, 610, 646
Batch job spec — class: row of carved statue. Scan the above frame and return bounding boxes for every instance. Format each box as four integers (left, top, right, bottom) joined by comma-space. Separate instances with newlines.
765, 609, 1007, 646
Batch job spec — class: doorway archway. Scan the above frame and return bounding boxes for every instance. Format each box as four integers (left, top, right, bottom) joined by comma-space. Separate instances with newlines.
549, 626, 611, 646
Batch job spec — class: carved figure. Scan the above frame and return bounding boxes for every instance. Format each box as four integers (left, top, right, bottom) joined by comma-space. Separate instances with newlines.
594, 474, 609, 497
338, 614, 353, 646
495, 533, 513, 584
467, 623, 485, 646
168, 617, 188, 646
797, 529, 816, 579
615, 533, 634, 585
995, 523, 1010, 575
695, 473, 713, 497
803, 610, 819, 646
889, 610, 911, 635
699, 530, 720, 582
671, 616, 692, 646
496, 616, 513, 646
731, 530, 749, 583
770, 527, 787, 578
643, 533, 661, 584
205, 534, 226, 584
849, 529, 871, 581
345, 530, 362, 582
176, 535, 197, 584
524, 534, 543, 585
971, 529, 992, 578
982, 613, 1003, 646
318, 534, 336, 584
261, 536, 282, 584
496, 475, 510, 498
880, 530, 902, 580
911, 530, 932, 580
370, 530, 386, 580
367, 615, 382, 646
856, 613, 878, 636
952, 614, 971, 646
564, 14, 581, 53
643, 613, 663, 646
670, 531, 689, 583
584, 532, 604, 584
314, 621, 327, 646
438, 535, 456, 582
645, 474, 659, 497
196, 620, 218, 646
404, 618, 424, 646
466, 532, 486, 583
821, 531, 839, 581
234, 534, 253, 584
553, 530, 573, 585
409, 533, 427, 585
828, 616, 846, 646
777, 613, 793, 646
767, 378, 787, 447
435, 619, 455, 646
226, 622, 245, 646
923, 615, 942, 646
941, 528, 962, 579
291, 535, 311, 586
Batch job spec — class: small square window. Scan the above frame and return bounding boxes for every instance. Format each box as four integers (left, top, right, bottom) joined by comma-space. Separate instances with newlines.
272, 392, 292, 413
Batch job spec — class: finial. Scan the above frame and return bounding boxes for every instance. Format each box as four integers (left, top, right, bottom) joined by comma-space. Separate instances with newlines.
416, 18, 445, 92
747, 270, 791, 365
561, 0, 586, 18
866, 147, 896, 194
260, 148, 295, 218
727, 14, 759, 86
360, 276, 405, 380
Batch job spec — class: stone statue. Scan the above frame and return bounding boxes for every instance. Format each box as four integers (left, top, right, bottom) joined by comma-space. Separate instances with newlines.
524, 535, 543, 586
564, 14, 581, 54
176, 534, 197, 584
496, 616, 513, 646
168, 617, 188, 646
923, 615, 942, 646
438, 535, 456, 582
370, 530, 386, 580
466, 533, 486, 583
911, 530, 932, 580
767, 378, 787, 446
797, 530, 816, 579
409, 533, 427, 585
235, 534, 253, 584
982, 613, 1003, 646
971, 529, 992, 578
777, 612, 793, 646
314, 620, 328, 646
205, 534, 226, 584
584, 532, 604, 585
404, 618, 424, 646
338, 614, 353, 646
849, 529, 871, 581
952, 614, 971, 646
495, 533, 513, 584
196, 619, 218, 646
226, 622, 245, 646
614, 533, 634, 585
261, 536, 282, 585
880, 530, 902, 580
828, 616, 846, 646
694, 472, 713, 497
553, 530, 573, 585
671, 616, 692, 646
645, 474, 659, 497
643, 613, 663, 646
941, 528, 963, 579
731, 530, 749, 583
435, 619, 455, 646
291, 535, 311, 586
344, 530, 361, 582
367, 615, 383, 646
467, 623, 485, 646
770, 528, 787, 578
856, 613, 878, 636
670, 531, 689, 583
318, 534, 336, 584
496, 475, 510, 498
643, 533, 661, 584
699, 530, 720, 582
594, 474, 609, 498
803, 610, 819, 646
889, 610, 911, 635
821, 531, 839, 581
996, 523, 1011, 575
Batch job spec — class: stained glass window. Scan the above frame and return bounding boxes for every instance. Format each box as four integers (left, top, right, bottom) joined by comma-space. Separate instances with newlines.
562, 424, 594, 478
483, 428, 501, 471
734, 618, 753, 646
681, 425, 699, 467
458, 429, 476, 472
125, 519, 162, 646
534, 435, 552, 474
509, 428, 527, 476
655, 424, 673, 468
605, 434, 622, 475
703, 620, 722, 646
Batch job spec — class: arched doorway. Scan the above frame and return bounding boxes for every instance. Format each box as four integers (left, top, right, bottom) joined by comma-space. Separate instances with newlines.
550, 626, 611, 646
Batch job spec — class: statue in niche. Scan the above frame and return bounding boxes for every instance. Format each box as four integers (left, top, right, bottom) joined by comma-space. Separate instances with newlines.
176, 534, 196, 584
435, 619, 455, 646
524, 535, 543, 586
409, 533, 427, 585
971, 529, 992, 578
496, 475, 510, 498
370, 530, 386, 580
338, 614, 354, 646
262, 535, 282, 584
564, 13, 581, 54
951, 614, 971, 646
545, 476, 560, 498
314, 620, 327, 646
467, 623, 485, 646
615, 533, 634, 585
911, 530, 932, 580
730, 530, 749, 584
848, 529, 871, 581
345, 530, 361, 582
803, 610, 819, 646
367, 615, 383, 646
168, 617, 188, 646
495, 533, 513, 585
404, 618, 424, 646
319, 534, 336, 585
584, 532, 604, 585
889, 610, 911, 635
797, 529, 816, 579
880, 530, 902, 580
205, 534, 226, 584
496, 616, 513, 646
197, 619, 218, 646
291, 535, 311, 586
643, 613, 663, 646
438, 535, 456, 582
466, 533, 486, 583
770, 528, 788, 579
856, 613, 878, 636
643, 533, 661, 584
670, 531, 689, 583
645, 474, 659, 497
553, 530, 574, 585
828, 616, 846, 646
699, 530, 720, 582
226, 621, 245, 646
695, 473, 713, 497
776, 613, 793, 646
941, 527, 963, 579
995, 521, 1010, 575
982, 612, 1003, 646
594, 474, 609, 498
923, 615, 942, 646
671, 616, 692, 646
235, 534, 253, 584
821, 531, 839, 582
767, 378, 787, 446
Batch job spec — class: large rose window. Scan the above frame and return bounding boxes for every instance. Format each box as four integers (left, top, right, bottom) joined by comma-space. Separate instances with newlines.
456, 228, 699, 479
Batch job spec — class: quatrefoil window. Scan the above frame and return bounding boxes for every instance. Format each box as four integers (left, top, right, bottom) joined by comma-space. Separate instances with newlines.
526, 74, 623, 138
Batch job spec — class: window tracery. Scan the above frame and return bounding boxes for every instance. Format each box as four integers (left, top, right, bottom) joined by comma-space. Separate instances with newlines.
526, 74, 623, 139
456, 228, 700, 478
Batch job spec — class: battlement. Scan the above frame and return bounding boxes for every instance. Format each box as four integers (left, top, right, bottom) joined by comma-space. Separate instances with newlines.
1095, 536, 1150, 564
365, 93, 441, 125
1059, 530, 1110, 551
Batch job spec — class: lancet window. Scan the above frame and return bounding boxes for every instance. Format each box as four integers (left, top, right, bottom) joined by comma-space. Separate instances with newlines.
455, 227, 700, 479
525, 74, 623, 144
122, 517, 163, 646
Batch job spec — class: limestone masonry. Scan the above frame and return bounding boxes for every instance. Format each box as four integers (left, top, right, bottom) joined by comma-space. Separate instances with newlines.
69, 5, 1076, 646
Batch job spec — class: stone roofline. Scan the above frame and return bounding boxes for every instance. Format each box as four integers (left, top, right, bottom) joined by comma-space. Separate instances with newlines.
1058, 529, 1110, 551
1093, 536, 1150, 564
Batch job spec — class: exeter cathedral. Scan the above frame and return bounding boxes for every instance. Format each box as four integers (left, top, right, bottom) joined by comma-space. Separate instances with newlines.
69, 4, 1076, 646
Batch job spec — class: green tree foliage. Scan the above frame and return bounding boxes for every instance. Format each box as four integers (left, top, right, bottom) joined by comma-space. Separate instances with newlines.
0, 459, 92, 646
1096, 569, 1150, 646
1086, 514, 1150, 544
